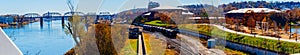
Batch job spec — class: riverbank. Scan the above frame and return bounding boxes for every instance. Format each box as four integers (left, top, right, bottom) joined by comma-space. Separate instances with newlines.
0, 21, 32, 28
0, 24, 9, 27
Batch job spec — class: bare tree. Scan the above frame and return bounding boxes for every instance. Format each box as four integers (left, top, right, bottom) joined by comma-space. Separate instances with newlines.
246, 10, 256, 34
65, 15, 85, 45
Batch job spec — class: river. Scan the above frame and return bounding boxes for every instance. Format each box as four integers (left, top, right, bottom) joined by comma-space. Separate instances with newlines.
2, 20, 75, 55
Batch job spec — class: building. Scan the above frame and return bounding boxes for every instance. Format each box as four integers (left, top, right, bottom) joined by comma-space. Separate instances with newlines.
148, 1, 160, 11
225, 8, 282, 27
150, 5, 189, 15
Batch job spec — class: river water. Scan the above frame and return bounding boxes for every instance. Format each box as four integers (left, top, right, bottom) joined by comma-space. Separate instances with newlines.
2, 20, 75, 55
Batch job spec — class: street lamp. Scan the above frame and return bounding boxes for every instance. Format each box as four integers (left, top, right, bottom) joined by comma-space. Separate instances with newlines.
290, 21, 292, 39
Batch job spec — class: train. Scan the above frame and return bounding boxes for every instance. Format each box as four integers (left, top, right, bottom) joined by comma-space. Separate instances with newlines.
129, 27, 141, 39
129, 23, 179, 39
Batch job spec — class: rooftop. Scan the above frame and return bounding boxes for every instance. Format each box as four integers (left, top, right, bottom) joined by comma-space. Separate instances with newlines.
227, 8, 282, 13
150, 6, 187, 10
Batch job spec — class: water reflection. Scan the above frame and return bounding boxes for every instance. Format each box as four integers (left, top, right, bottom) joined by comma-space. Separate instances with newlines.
3, 20, 75, 55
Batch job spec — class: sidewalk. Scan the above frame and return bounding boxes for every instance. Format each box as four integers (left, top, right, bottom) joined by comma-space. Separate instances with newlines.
199, 24, 300, 43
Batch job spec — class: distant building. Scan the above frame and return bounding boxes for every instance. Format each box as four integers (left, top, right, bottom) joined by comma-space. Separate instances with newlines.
150, 5, 194, 16
148, 1, 160, 11
0, 15, 17, 24
99, 12, 110, 15
225, 8, 282, 26
226, 8, 281, 14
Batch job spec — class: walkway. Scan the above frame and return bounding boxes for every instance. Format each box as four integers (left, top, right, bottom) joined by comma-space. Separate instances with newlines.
0, 28, 22, 55
199, 24, 300, 43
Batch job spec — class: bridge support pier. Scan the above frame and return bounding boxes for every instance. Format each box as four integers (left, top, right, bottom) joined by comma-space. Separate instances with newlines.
40, 18, 43, 28
62, 17, 65, 28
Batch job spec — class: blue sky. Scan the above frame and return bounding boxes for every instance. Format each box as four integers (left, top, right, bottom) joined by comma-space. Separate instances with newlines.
0, 0, 299, 15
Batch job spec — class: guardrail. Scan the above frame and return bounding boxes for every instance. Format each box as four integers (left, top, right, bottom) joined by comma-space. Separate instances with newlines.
0, 27, 23, 55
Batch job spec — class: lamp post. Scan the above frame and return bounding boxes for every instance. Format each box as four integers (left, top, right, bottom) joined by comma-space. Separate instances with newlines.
286, 10, 292, 39
292, 24, 299, 41
290, 20, 292, 39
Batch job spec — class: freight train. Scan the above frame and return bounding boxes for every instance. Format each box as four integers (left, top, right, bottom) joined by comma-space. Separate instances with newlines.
130, 23, 178, 39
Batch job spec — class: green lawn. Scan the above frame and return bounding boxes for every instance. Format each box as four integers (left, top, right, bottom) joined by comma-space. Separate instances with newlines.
224, 48, 249, 55
120, 39, 138, 55
179, 24, 300, 54
145, 20, 168, 27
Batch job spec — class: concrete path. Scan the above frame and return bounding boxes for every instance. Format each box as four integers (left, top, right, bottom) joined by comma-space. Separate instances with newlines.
0, 28, 23, 55
200, 24, 300, 43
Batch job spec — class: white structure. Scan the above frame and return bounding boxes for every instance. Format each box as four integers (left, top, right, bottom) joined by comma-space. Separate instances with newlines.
99, 12, 111, 15
188, 17, 225, 20
150, 5, 193, 15
150, 6, 187, 11
227, 8, 282, 13
0, 28, 22, 55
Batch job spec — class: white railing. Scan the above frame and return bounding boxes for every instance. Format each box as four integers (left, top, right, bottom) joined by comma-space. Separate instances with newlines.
0, 27, 23, 55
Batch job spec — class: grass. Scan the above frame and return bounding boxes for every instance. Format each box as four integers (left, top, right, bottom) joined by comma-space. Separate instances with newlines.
224, 48, 249, 55
112, 24, 138, 55
119, 39, 137, 55
143, 32, 170, 55
143, 33, 152, 54
145, 20, 168, 27
165, 49, 177, 55
178, 24, 300, 54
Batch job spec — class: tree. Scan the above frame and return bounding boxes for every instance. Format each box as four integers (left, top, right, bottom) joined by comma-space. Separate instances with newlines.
94, 24, 117, 55
226, 17, 235, 25
248, 17, 256, 34
65, 15, 84, 45
284, 21, 290, 33
65, 15, 118, 55
246, 10, 256, 33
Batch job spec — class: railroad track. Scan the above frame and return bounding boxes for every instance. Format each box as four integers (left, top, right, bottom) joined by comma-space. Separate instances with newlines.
148, 32, 200, 55
137, 24, 224, 55
168, 39, 198, 55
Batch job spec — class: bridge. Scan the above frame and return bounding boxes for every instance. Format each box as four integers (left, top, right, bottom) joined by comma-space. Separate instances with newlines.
0, 12, 114, 25
22, 12, 112, 20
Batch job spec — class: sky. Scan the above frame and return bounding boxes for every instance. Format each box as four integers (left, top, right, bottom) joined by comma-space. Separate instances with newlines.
0, 0, 299, 15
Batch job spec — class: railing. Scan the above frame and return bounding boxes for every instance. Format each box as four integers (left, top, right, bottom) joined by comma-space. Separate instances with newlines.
138, 33, 146, 55
0, 27, 23, 55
